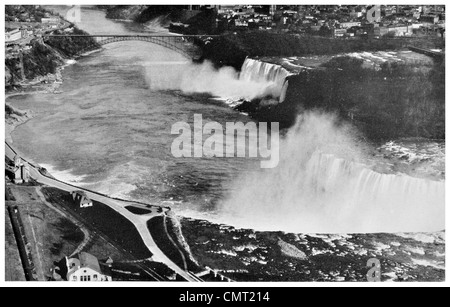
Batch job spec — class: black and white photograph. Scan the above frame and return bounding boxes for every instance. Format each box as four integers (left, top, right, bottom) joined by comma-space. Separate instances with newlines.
2, 2, 446, 288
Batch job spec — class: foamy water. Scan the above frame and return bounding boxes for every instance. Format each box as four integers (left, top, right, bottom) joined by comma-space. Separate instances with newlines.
215, 113, 445, 234
39, 163, 88, 184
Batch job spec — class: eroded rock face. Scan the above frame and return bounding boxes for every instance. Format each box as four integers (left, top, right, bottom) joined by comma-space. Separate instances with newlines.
180, 217, 445, 282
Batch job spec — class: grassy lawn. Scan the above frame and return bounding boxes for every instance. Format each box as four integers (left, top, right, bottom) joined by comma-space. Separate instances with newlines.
42, 187, 152, 260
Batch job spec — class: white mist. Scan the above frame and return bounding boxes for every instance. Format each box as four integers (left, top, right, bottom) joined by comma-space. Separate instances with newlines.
218, 112, 445, 234
144, 59, 289, 101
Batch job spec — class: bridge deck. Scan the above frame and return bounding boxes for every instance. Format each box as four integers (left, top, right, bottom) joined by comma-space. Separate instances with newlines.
43, 34, 214, 60
43, 34, 218, 38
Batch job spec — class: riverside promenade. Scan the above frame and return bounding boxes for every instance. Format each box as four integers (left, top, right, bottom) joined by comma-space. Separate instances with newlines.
5, 142, 202, 282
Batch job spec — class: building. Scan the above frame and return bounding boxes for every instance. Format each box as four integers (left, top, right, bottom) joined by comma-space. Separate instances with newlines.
5, 155, 29, 184
334, 28, 348, 37
375, 24, 413, 37
41, 16, 60, 24
234, 19, 249, 28
54, 252, 112, 282
410, 23, 424, 29
340, 21, 362, 29
5, 28, 22, 42
420, 15, 439, 24
71, 190, 93, 208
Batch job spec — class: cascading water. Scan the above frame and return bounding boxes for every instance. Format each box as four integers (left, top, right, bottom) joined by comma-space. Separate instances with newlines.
145, 57, 291, 102
239, 58, 291, 101
279, 80, 289, 103
218, 112, 445, 234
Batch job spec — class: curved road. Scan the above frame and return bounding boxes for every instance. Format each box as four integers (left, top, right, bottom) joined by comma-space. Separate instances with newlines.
5, 142, 201, 282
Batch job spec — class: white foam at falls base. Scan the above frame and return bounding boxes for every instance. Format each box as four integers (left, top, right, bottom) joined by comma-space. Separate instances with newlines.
217, 113, 445, 234
145, 60, 282, 101
220, 152, 445, 234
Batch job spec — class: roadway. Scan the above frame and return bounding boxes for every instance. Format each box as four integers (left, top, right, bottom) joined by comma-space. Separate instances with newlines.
5, 142, 201, 282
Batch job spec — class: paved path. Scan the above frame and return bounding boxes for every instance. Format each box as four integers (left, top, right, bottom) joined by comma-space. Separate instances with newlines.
35, 187, 92, 258
6, 142, 200, 282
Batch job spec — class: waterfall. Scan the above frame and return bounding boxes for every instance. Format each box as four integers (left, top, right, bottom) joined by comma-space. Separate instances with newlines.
239, 58, 291, 101
220, 112, 445, 234
222, 151, 445, 234
297, 152, 445, 233
279, 80, 289, 103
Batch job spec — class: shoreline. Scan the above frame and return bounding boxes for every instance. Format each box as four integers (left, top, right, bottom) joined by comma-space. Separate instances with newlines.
5, 45, 104, 143
6, 47, 103, 98
5, 104, 34, 145
5, 46, 105, 181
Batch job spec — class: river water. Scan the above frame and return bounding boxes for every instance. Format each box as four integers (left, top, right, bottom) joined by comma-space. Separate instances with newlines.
9, 7, 260, 213
7, 7, 445, 234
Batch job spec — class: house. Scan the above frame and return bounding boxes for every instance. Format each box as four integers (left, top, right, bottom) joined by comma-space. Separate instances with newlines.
5, 28, 22, 42
54, 252, 112, 282
71, 190, 93, 208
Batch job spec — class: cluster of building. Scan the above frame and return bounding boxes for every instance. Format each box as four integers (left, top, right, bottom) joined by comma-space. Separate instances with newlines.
6, 14, 70, 43
5, 5, 73, 57
215, 5, 275, 31
281, 5, 446, 38
179, 5, 445, 38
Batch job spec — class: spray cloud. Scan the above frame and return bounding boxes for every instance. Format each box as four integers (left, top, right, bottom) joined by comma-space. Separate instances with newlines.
217, 112, 445, 234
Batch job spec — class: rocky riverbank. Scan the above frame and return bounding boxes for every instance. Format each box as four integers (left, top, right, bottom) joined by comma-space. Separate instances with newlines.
181, 217, 445, 282
5, 28, 99, 91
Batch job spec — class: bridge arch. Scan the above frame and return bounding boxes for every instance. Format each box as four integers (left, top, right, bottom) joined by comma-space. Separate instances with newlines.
98, 36, 196, 59
44, 34, 214, 60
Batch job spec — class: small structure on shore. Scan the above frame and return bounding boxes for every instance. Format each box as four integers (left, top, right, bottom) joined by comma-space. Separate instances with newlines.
71, 190, 93, 208
5, 155, 29, 184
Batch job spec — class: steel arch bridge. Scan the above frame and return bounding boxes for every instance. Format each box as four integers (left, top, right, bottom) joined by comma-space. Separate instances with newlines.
43, 34, 217, 60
